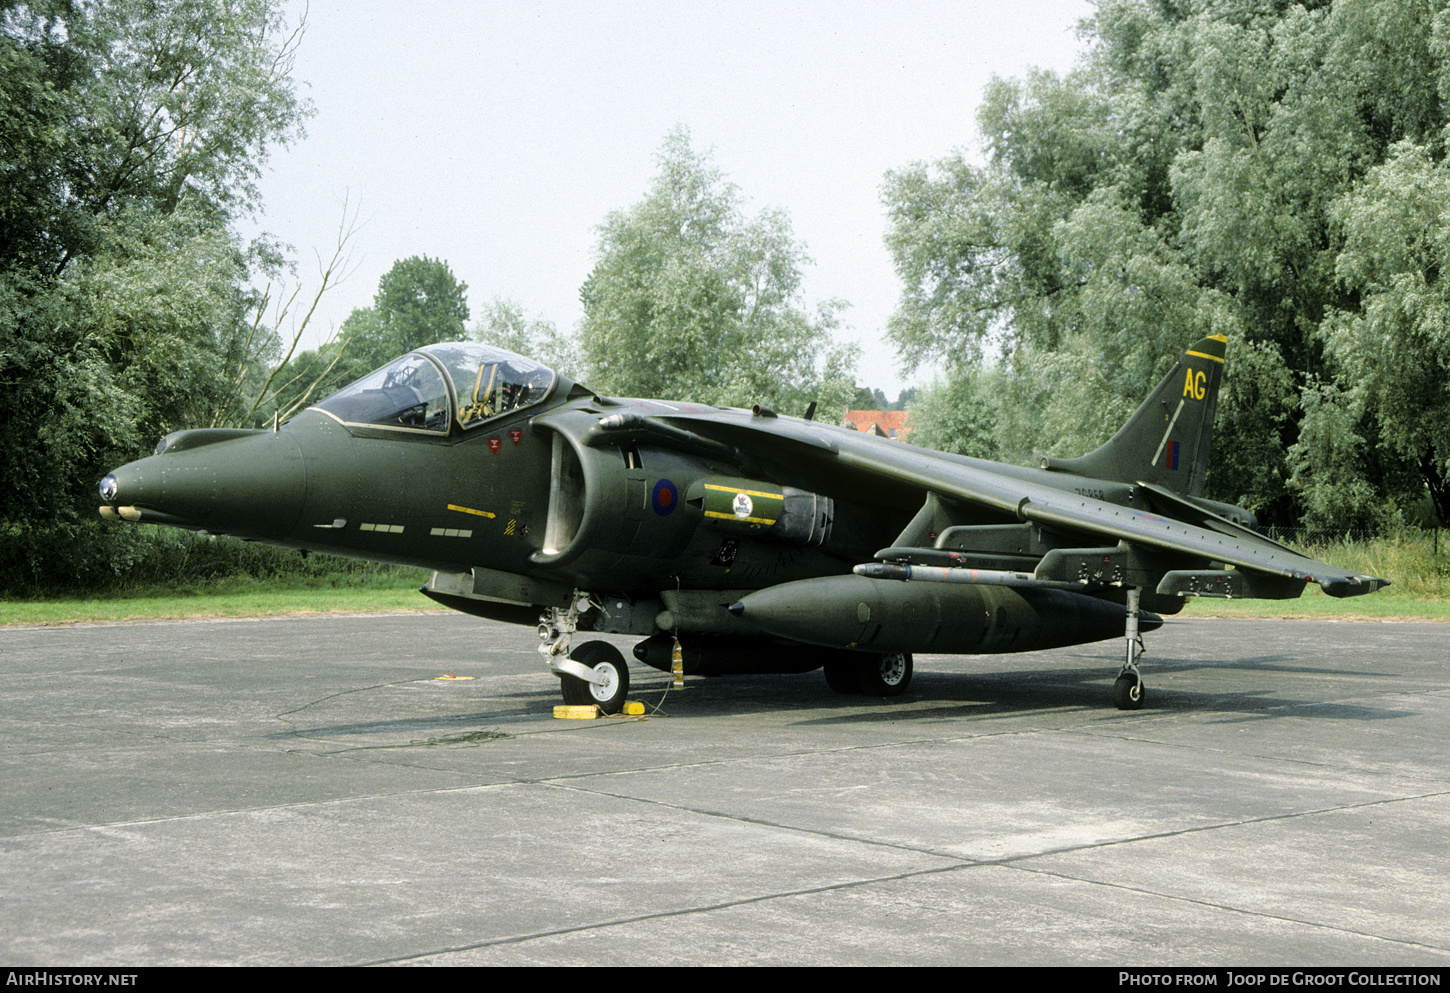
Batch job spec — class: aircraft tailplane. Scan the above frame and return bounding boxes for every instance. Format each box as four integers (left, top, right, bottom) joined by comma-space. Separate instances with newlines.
1042, 335, 1227, 497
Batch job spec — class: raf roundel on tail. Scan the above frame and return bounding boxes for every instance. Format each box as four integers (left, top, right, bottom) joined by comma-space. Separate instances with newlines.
99, 336, 1386, 714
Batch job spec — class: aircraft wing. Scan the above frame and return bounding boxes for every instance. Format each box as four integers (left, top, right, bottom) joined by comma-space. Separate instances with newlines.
610, 407, 1389, 601
840, 430, 1387, 599
1013, 493, 1383, 597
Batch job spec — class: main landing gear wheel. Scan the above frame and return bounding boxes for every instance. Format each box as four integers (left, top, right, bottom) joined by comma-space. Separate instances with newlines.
824, 652, 913, 697
823, 659, 858, 694
559, 640, 630, 713
1112, 672, 1144, 710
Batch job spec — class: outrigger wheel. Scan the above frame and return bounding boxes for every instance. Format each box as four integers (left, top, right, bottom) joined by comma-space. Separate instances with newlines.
1112, 671, 1144, 710
559, 640, 630, 713
1113, 587, 1147, 711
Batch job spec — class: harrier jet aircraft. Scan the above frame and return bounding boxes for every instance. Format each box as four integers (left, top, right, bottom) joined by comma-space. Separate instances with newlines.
99, 335, 1387, 712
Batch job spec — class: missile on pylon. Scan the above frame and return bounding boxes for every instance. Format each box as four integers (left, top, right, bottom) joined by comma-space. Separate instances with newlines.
852, 561, 1075, 589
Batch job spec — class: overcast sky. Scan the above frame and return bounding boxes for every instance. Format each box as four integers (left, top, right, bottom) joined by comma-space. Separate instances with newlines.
250, 0, 1095, 397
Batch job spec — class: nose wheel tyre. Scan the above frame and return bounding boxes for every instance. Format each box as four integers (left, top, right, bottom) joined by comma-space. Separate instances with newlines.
559, 641, 630, 713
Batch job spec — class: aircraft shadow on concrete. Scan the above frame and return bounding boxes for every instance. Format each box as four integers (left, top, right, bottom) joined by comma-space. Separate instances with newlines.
630, 657, 1419, 727
274, 711, 528, 742
270, 682, 561, 742
265, 644, 1417, 743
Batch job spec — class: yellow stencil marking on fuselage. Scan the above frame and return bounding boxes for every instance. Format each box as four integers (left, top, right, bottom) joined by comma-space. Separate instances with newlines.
447, 504, 496, 519
702, 483, 783, 499
704, 510, 778, 525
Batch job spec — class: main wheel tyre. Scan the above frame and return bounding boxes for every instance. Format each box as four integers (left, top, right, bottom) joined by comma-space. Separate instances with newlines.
559, 641, 630, 713
1112, 672, 1144, 710
823, 661, 862, 695
859, 652, 912, 697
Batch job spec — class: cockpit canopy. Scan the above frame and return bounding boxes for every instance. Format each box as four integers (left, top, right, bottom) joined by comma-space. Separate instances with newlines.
312, 342, 557, 434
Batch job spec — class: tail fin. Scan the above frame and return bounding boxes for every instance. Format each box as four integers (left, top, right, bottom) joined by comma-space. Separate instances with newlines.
1041, 335, 1226, 497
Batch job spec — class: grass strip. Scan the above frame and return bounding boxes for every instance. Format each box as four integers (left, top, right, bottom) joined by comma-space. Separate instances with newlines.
5, 530, 1446, 626
1, 570, 437, 626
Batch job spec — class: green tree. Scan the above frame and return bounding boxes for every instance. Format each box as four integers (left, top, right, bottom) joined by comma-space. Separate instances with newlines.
0, 0, 310, 584
341, 256, 470, 372
907, 366, 1002, 460
1287, 380, 1380, 529
1, 0, 307, 277
1324, 140, 1450, 524
579, 127, 856, 413
882, 0, 1450, 525
851, 386, 889, 410
472, 298, 579, 378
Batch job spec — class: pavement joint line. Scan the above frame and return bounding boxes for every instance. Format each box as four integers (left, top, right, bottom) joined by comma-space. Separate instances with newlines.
1006, 862, 1450, 958
23, 783, 1450, 966
369, 867, 1450, 968
13, 695, 1450, 816
997, 788, 1450, 865
538, 779, 981, 863
9, 617, 1449, 964
360, 859, 981, 966
366, 787, 1450, 966
0, 727, 1145, 839
357, 723, 1067, 786
18, 713, 1448, 836
25, 779, 1445, 846
535, 777, 1450, 870
1070, 728, 1450, 789
364, 811, 1450, 967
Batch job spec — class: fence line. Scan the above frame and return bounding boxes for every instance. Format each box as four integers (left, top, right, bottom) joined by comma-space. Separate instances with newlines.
1260, 525, 1441, 553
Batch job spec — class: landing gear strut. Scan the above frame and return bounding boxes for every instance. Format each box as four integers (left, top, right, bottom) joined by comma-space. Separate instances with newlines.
1113, 586, 1146, 710
539, 592, 631, 713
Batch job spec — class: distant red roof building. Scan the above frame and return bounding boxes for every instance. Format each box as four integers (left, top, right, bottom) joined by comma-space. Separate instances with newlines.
842, 409, 913, 442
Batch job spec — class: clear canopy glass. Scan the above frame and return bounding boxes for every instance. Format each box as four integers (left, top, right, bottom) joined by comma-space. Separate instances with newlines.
313, 343, 557, 433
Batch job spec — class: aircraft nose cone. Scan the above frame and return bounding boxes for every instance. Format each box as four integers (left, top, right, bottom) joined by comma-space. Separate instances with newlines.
99, 430, 306, 539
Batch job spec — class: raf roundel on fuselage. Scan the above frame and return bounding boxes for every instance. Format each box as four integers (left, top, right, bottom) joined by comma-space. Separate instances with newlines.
311, 343, 557, 434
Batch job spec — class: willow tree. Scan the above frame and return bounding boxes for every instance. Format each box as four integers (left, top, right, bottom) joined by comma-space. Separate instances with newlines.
579, 127, 856, 415
1, 0, 311, 585
884, 0, 1450, 527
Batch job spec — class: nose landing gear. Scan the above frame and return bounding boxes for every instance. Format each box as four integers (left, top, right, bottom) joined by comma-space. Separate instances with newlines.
539, 592, 631, 714
558, 640, 631, 713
